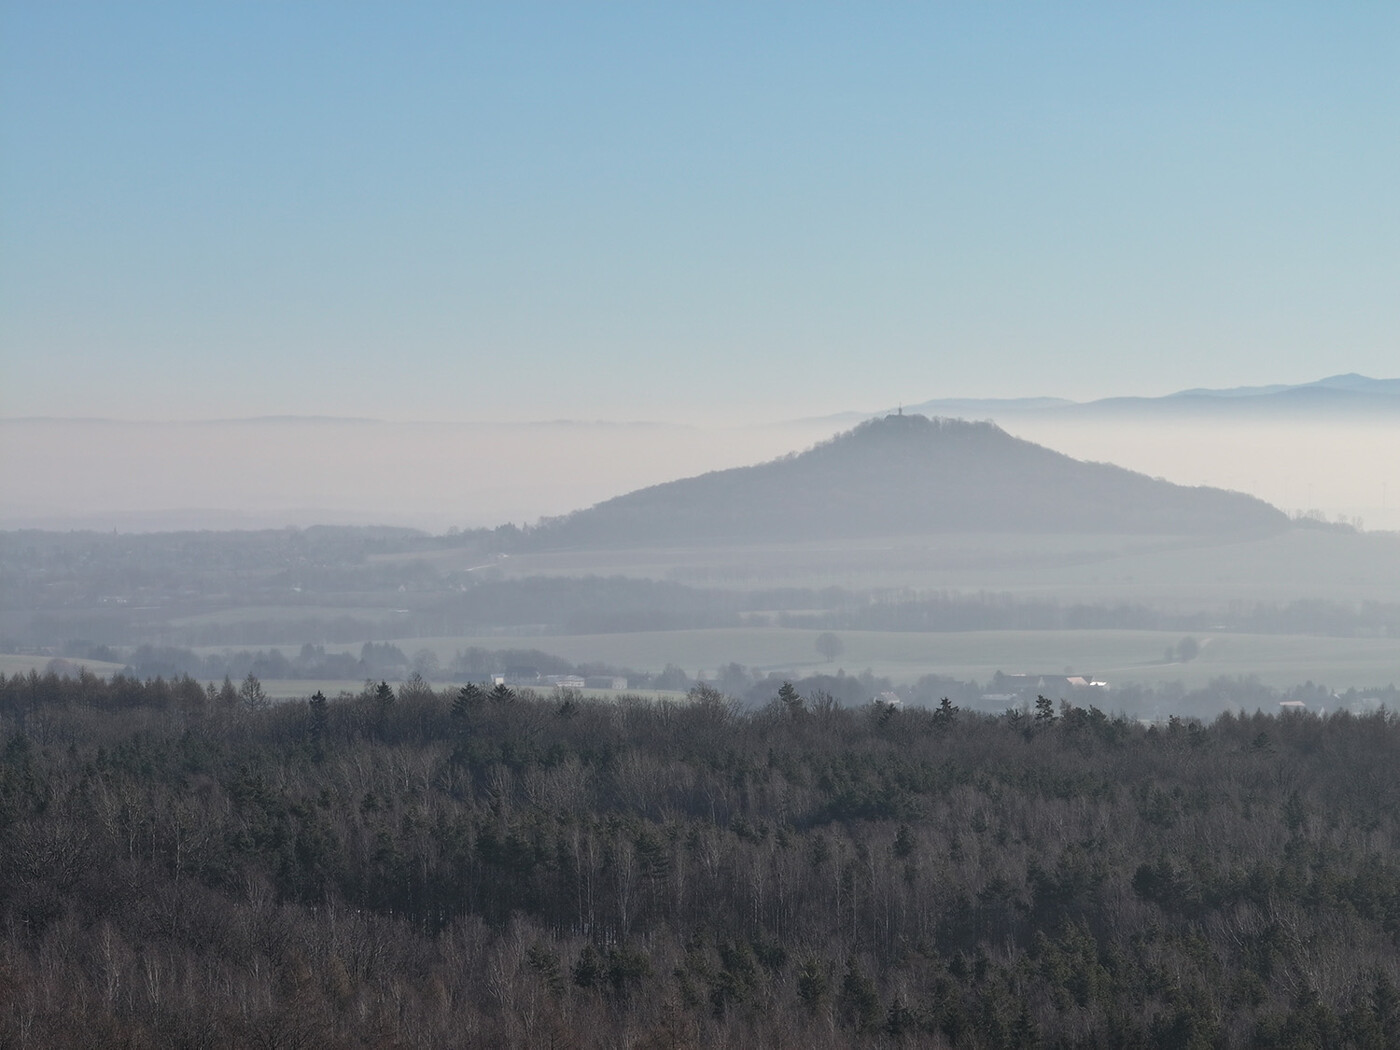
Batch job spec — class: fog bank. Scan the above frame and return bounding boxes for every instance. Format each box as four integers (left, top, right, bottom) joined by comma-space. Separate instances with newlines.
3, 413, 1397, 533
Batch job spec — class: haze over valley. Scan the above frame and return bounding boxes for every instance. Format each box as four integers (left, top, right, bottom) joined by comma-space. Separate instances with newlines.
6, 403, 1398, 715
6, 373, 1400, 533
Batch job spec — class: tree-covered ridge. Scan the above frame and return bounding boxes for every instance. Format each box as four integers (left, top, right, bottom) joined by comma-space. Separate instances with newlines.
528, 415, 1290, 548
2, 671, 1399, 1047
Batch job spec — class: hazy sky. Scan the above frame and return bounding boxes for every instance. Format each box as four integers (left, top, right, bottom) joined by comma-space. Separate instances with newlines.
3, 3, 1397, 424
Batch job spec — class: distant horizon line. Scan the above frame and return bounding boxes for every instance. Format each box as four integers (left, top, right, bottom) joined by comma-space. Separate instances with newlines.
4, 373, 1397, 429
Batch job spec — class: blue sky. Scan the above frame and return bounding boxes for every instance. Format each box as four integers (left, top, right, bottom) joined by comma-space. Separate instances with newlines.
3, 3, 1397, 422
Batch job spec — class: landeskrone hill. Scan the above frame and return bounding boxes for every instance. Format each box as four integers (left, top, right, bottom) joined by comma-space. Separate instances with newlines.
526, 414, 1290, 548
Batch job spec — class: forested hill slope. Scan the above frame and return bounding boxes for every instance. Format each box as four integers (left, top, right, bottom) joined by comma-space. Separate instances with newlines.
528, 414, 1290, 548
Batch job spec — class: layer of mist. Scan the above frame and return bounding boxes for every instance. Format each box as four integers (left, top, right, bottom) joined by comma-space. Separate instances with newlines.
1000, 416, 1399, 532
4, 406, 1400, 533
0, 417, 844, 533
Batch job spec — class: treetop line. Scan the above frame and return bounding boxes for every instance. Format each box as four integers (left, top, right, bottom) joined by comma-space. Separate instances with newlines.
2, 667, 1399, 1046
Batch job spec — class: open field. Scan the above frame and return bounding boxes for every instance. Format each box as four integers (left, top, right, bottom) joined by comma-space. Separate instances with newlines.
186, 623, 1400, 693
398, 527, 1400, 609
393, 627, 1400, 692
0, 654, 128, 678
167, 604, 412, 627
122, 529, 1400, 650
16, 627, 1396, 698
10, 523, 1398, 700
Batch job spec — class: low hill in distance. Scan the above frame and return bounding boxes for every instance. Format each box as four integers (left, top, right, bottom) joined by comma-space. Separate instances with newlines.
526, 414, 1290, 549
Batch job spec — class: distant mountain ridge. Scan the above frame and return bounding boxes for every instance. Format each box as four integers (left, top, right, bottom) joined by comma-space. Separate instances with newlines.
527, 414, 1290, 549
1170, 374, 1400, 398
900, 374, 1400, 421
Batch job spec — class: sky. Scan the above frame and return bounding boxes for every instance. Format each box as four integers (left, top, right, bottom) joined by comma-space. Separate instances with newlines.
3, 3, 1397, 426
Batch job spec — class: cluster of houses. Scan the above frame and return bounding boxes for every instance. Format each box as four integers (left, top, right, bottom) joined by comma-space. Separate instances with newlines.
979, 673, 1110, 706
489, 670, 628, 691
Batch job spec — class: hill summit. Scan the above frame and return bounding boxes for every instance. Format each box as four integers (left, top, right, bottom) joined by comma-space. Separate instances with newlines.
529, 414, 1290, 548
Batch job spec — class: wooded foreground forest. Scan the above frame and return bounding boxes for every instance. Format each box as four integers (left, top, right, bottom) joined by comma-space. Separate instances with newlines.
3, 672, 1400, 1048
